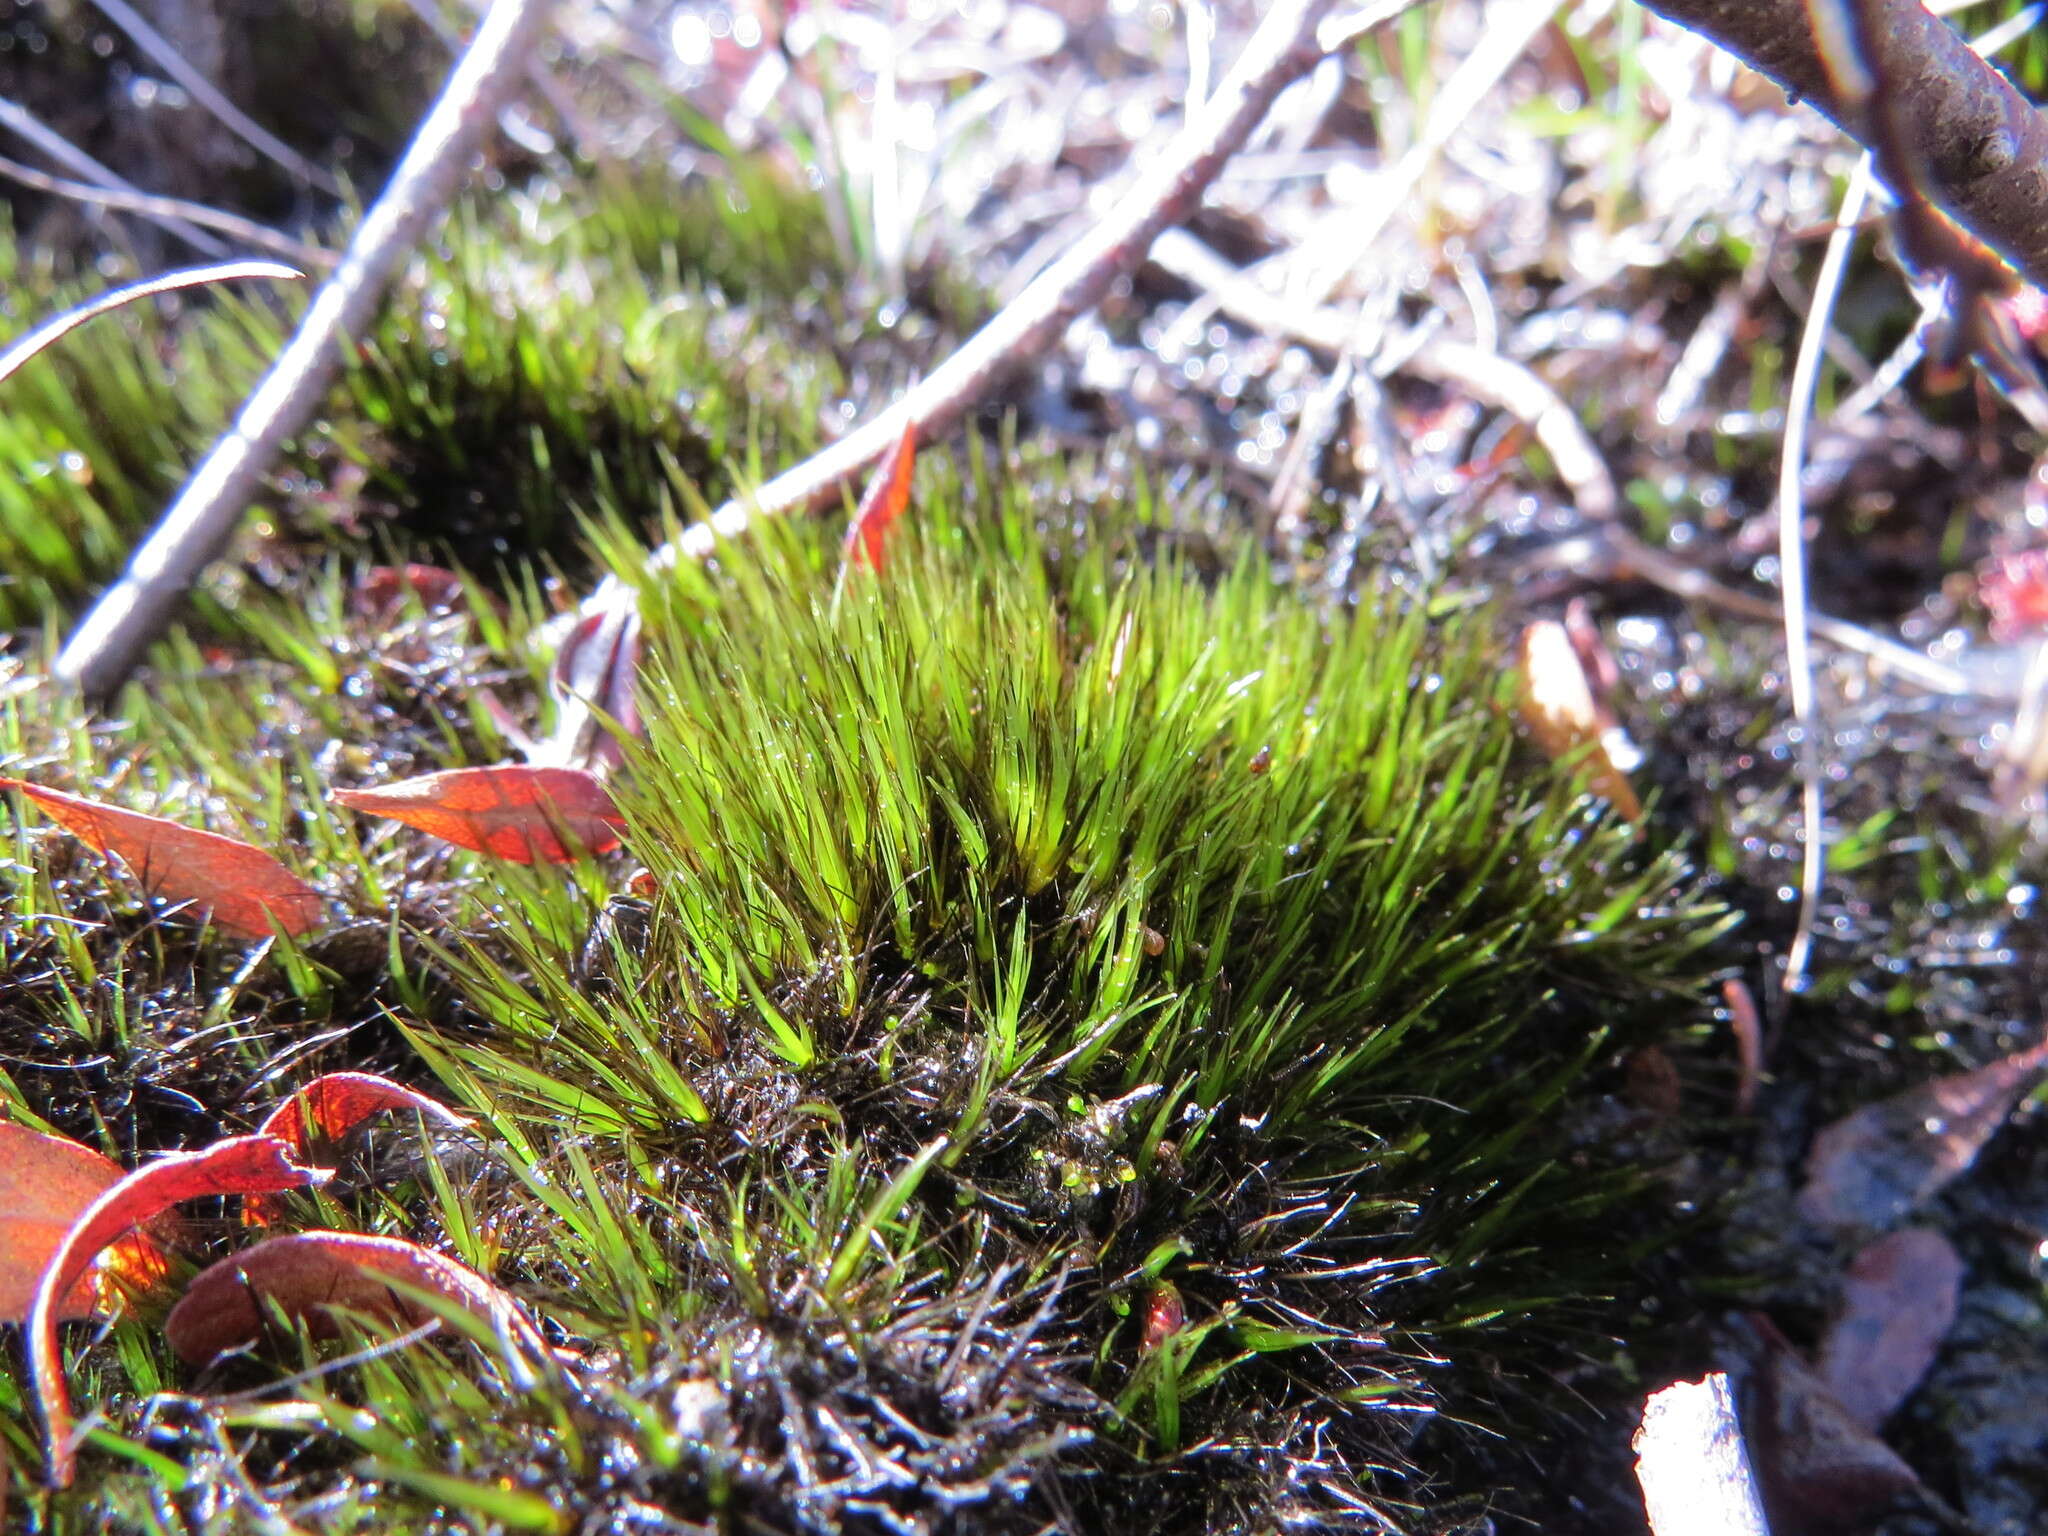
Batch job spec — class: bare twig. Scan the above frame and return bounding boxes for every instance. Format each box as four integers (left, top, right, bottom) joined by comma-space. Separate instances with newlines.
595, 0, 1355, 604
1587, 532, 1969, 695
1641, 0, 2048, 289
54, 0, 555, 700
1149, 227, 1621, 519
1777, 156, 1874, 992
0, 260, 303, 387
0, 152, 330, 269
0, 92, 227, 257
85, 0, 346, 197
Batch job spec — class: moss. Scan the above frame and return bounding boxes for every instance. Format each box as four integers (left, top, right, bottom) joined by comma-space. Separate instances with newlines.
1, 169, 1732, 1532
0, 166, 849, 627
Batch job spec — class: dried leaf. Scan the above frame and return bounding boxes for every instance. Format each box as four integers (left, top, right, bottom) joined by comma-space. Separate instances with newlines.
1, 778, 323, 938
1817, 1228, 1964, 1429
1633, 1373, 1770, 1536
1742, 1313, 1924, 1531
1797, 1039, 2048, 1233
333, 765, 625, 864
539, 603, 643, 773
245, 1073, 473, 1226
843, 421, 918, 572
165, 1230, 547, 1368
29, 1135, 330, 1486
0, 1124, 128, 1322
1514, 620, 1642, 819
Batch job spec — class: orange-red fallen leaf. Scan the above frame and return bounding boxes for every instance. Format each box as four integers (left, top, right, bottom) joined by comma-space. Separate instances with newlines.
1797, 1038, 2048, 1233
843, 420, 918, 572
332, 765, 625, 864
29, 1136, 329, 1487
0, 778, 323, 939
0, 1122, 163, 1327
245, 1073, 473, 1226
1513, 621, 1643, 820
165, 1230, 547, 1368
1817, 1228, 1964, 1430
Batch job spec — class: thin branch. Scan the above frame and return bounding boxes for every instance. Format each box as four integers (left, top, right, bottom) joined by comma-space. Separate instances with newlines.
1779, 160, 1873, 992
0, 152, 331, 269
1590, 532, 1969, 696
85, 0, 346, 197
54, 0, 555, 701
604, 0, 1358, 596
0, 260, 304, 387
1640, 0, 2048, 290
1148, 227, 1621, 520
0, 92, 227, 257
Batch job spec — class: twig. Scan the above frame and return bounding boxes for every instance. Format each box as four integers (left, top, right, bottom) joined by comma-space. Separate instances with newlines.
1825, 4, 2047, 427
0, 92, 227, 257
1585, 531, 1969, 695
0, 261, 303, 388
596, 0, 1354, 603
54, 0, 555, 700
0, 152, 331, 269
1641, 0, 2048, 289
1776, 157, 1873, 992
85, 0, 346, 197
1148, 227, 1621, 519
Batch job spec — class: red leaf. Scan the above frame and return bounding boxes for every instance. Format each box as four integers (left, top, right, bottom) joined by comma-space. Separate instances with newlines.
29, 1136, 329, 1486
843, 421, 918, 572
1816, 1228, 1964, 1429
0, 1125, 127, 1323
332, 765, 625, 864
1797, 1039, 2048, 1233
1742, 1313, 1923, 1530
0, 778, 323, 939
245, 1073, 472, 1226
164, 1230, 547, 1368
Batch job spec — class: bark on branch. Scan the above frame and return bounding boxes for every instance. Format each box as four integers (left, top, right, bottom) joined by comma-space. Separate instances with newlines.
1641, 0, 2048, 290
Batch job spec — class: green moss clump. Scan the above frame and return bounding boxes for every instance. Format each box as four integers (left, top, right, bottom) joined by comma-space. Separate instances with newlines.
2, 167, 1729, 1532
0, 168, 848, 628
392, 470, 1729, 1531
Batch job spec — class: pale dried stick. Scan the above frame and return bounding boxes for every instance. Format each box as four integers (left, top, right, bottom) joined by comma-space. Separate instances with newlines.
1779, 157, 1876, 992
0, 152, 331, 269
55, 0, 555, 700
0, 92, 226, 257
1149, 226, 1620, 518
86, 0, 345, 196
590, 0, 1356, 614
0, 261, 303, 387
